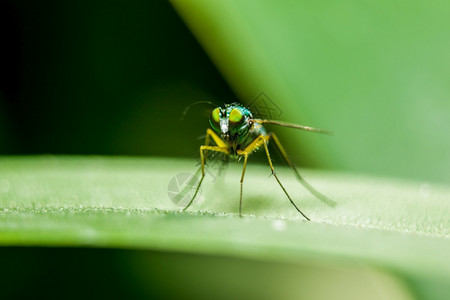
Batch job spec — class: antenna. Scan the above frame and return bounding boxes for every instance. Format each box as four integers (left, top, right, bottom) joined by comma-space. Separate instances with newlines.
180, 101, 217, 122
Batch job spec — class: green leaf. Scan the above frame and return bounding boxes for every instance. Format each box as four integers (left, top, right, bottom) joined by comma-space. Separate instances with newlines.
1, 156, 449, 299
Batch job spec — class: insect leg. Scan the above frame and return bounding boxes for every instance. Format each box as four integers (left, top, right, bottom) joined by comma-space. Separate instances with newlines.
235, 153, 248, 216
259, 135, 310, 220
251, 119, 331, 135
237, 134, 309, 220
184, 128, 229, 211
236, 134, 268, 216
183, 145, 229, 211
270, 133, 336, 207
205, 128, 228, 148
171, 165, 202, 205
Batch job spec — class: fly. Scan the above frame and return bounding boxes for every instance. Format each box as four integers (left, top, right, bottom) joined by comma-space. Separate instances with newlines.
184, 102, 335, 220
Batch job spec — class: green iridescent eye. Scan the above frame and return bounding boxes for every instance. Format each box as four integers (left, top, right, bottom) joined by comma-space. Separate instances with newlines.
212, 108, 220, 123
228, 107, 247, 134
229, 108, 243, 123
209, 108, 221, 131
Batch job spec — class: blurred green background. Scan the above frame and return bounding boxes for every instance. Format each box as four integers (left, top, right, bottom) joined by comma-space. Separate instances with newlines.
0, 1, 239, 299
1, 0, 449, 299
0, 0, 236, 158
1, 0, 449, 183
171, 0, 450, 183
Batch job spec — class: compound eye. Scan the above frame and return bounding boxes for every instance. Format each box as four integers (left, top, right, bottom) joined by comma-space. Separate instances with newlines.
228, 108, 246, 133
229, 108, 244, 124
209, 108, 221, 132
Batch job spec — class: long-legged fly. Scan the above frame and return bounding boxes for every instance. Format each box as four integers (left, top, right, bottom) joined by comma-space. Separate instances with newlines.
184, 103, 335, 220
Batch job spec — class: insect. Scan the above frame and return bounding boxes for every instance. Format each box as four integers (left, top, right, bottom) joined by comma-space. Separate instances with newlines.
183, 103, 335, 220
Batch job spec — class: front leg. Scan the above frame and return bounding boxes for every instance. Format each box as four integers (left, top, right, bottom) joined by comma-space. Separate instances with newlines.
236, 134, 269, 216
183, 131, 229, 211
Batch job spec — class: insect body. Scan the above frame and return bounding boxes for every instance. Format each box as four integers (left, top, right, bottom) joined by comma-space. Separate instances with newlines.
184, 103, 335, 220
